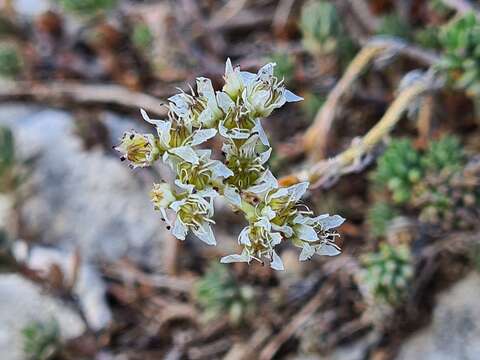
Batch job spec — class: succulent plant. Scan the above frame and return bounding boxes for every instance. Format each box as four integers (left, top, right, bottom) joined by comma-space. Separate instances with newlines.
373, 139, 423, 204
57, 0, 117, 16
438, 13, 480, 96
132, 22, 153, 51
376, 13, 412, 41
412, 156, 480, 230
195, 263, 255, 325
415, 26, 441, 50
299, 0, 354, 62
358, 243, 413, 306
367, 202, 399, 238
422, 135, 465, 172
0, 43, 22, 78
22, 320, 61, 360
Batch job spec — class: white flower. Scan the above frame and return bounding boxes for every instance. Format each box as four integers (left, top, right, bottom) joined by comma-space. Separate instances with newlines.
168, 78, 224, 128
168, 189, 217, 245
292, 214, 345, 261
222, 58, 256, 100
141, 109, 217, 165
115, 130, 159, 168
245, 170, 279, 196
221, 210, 284, 270
150, 182, 176, 210
172, 149, 233, 190
242, 62, 303, 118
223, 134, 271, 190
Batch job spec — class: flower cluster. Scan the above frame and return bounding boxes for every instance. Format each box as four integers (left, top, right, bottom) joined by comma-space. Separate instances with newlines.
115, 59, 345, 270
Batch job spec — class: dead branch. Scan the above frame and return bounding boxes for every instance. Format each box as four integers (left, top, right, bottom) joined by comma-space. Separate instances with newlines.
258, 283, 335, 360
281, 72, 440, 188
0, 81, 168, 118
303, 38, 442, 161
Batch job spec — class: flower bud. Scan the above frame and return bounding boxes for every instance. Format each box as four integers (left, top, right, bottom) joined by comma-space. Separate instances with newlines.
115, 131, 159, 168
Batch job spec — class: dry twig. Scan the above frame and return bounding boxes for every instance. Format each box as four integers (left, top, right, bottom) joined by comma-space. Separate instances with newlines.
0, 81, 167, 118
259, 283, 335, 360
281, 78, 437, 187
303, 39, 441, 161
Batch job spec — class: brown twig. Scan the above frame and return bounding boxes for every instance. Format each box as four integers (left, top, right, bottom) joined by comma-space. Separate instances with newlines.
105, 261, 195, 293
259, 283, 335, 360
303, 39, 442, 161
273, 0, 296, 37
281, 77, 438, 187
345, 0, 380, 33
0, 81, 167, 118
416, 95, 434, 148
208, 0, 250, 29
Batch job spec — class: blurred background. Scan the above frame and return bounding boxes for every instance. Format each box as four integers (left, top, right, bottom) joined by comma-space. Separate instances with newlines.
0, 0, 479, 359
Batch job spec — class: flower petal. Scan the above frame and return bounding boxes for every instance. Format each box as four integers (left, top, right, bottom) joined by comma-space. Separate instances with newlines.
284, 90, 304, 102
223, 185, 242, 207
316, 243, 341, 256
270, 251, 284, 271
295, 224, 319, 242
194, 222, 216, 245
220, 251, 251, 264
169, 146, 199, 164
238, 226, 251, 246
299, 243, 315, 261
191, 128, 217, 146
317, 215, 345, 230
172, 219, 187, 240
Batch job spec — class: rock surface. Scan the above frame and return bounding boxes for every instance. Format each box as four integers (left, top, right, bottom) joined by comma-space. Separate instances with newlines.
396, 272, 480, 360
13, 242, 112, 331
0, 273, 86, 360
0, 104, 167, 268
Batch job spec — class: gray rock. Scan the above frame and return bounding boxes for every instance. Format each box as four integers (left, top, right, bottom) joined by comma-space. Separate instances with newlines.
397, 272, 480, 360
13, 242, 112, 331
0, 273, 86, 360
0, 105, 167, 268
14, 0, 50, 17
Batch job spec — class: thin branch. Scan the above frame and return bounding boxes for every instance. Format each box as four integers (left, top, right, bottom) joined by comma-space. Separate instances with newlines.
281, 77, 438, 187
303, 44, 385, 160
0, 81, 168, 118
258, 283, 334, 360
303, 38, 441, 161
345, 0, 380, 33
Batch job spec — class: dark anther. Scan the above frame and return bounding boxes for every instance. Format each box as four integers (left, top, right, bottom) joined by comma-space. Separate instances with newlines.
120, 156, 126, 161
130, 134, 135, 140
166, 225, 171, 230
